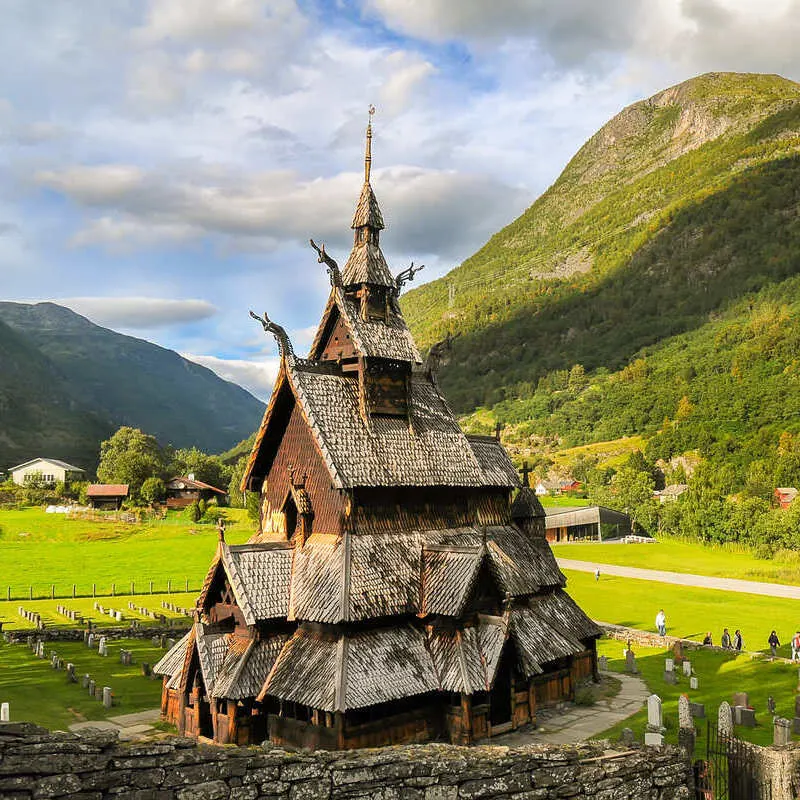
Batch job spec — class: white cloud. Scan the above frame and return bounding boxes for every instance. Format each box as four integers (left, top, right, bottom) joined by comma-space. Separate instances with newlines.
181, 352, 278, 399
53, 297, 217, 329
137, 0, 270, 44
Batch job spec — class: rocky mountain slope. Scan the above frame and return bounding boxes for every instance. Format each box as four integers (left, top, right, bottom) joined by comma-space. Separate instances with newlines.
0, 302, 264, 470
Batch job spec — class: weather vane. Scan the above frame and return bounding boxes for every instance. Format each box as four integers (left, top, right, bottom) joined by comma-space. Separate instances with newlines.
368, 104, 375, 121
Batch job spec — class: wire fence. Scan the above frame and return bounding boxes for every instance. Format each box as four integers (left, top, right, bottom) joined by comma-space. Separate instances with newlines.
3, 579, 202, 602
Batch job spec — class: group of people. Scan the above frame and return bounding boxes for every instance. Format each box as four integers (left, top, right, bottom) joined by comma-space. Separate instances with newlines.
655, 609, 800, 659
701, 628, 744, 651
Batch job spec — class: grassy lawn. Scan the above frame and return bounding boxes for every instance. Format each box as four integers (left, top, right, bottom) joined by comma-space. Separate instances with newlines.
539, 495, 591, 508
553, 538, 800, 585
0, 506, 253, 597
0, 592, 197, 631
0, 637, 168, 731
594, 638, 800, 749
563, 569, 800, 657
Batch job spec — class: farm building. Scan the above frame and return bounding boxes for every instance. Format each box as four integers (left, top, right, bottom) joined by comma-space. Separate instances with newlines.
165, 475, 228, 509
86, 484, 129, 510
155, 115, 601, 750
774, 487, 798, 510
543, 505, 632, 543
9, 458, 84, 486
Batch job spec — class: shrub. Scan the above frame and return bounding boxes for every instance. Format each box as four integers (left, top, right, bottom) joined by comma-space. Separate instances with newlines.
185, 502, 201, 522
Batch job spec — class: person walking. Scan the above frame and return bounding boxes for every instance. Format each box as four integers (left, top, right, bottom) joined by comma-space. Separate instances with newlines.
594, 567, 600, 582
721, 628, 732, 649
768, 630, 780, 658
733, 629, 744, 651
792, 630, 800, 662
655, 609, 666, 636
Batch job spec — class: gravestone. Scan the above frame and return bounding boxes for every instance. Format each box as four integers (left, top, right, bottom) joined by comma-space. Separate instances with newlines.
690, 677, 699, 690
768, 696, 776, 715
36, 641, 45, 659
0, 703, 8, 722
142, 663, 152, 677
98, 638, 107, 657
620, 728, 635, 746
645, 694, 665, 746
82, 674, 90, 689
665, 658, 674, 673
663, 670, 678, 685
88, 679, 96, 698
625, 650, 638, 674
151, 636, 160, 647
795, 696, 800, 717
738, 707, 756, 728
598, 655, 608, 671
102, 687, 113, 709
774, 717, 791, 746
732, 692, 749, 708
689, 702, 705, 719
682, 660, 692, 677
87, 633, 95, 648
66, 663, 76, 683
677, 694, 695, 754
793, 717, 800, 735
718, 702, 734, 736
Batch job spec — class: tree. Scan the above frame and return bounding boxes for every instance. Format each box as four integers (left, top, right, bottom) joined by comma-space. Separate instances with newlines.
612, 467, 658, 534
227, 456, 248, 508
140, 477, 166, 505
169, 447, 230, 490
97, 426, 167, 501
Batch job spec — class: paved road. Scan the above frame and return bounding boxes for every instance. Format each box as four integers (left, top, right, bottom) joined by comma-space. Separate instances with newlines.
495, 671, 649, 746
558, 558, 800, 600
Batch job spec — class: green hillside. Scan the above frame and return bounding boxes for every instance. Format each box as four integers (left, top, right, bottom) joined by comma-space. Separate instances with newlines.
0, 303, 264, 470
402, 72, 800, 491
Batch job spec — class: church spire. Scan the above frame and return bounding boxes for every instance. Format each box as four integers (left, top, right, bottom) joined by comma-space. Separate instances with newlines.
364, 104, 374, 184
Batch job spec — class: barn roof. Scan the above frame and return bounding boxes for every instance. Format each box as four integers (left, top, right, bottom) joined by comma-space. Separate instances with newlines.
9, 458, 85, 473
86, 484, 129, 497
168, 476, 227, 494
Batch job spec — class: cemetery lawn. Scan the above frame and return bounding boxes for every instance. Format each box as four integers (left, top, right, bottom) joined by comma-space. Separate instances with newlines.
594, 638, 800, 748
553, 538, 800, 586
0, 592, 197, 631
0, 506, 254, 598
0, 637, 166, 731
563, 569, 800, 658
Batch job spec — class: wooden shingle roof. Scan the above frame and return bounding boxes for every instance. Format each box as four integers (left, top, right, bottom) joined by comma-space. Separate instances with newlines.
342, 241, 394, 287
350, 182, 384, 231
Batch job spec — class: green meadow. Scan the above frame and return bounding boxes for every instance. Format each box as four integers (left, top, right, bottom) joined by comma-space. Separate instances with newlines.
553, 538, 800, 585
0, 637, 167, 731
0, 507, 253, 598
595, 638, 800, 748
564, 569, 800, 656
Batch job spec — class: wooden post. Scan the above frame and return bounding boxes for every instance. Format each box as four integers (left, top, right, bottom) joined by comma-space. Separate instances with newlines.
149, 580, 153, 595
528, 680, 537, 726
72, 584, 76, 599
334, 711, 345, 749
51, 585, 55, 599
460, 693, 473, 745
167, 579, 171, 594
111, 583, 115, 597
92, 583, 96, 598
6, 587, 10, 601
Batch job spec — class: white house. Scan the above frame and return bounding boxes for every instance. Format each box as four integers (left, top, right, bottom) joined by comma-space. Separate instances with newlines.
9, 458, 85, 486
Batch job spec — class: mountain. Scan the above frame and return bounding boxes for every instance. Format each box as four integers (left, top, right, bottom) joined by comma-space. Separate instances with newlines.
0, 302, 264, 469
401, 72, 800, 486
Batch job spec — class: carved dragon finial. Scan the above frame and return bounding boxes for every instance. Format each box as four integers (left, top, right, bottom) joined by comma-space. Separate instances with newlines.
394, 261, 425, 294
310, 239, 342, 288
425, 331, 457, 384
249, 310, 294, 361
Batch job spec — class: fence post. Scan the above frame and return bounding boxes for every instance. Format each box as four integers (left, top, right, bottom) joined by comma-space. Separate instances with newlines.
92, 583, 96, 598
29, 586, 33, 600
51, 585, 55, 599
131, 581, 135, 596
72, 584, 76, 599
149, 581, 153, 595
167, 579, 171, 594
185, 578, 189, 593
111, 583, 115, 597
6, 587, 10, 601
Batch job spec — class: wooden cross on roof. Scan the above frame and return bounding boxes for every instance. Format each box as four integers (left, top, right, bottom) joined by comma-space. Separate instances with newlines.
494, 421, 502, 441
519, 461, 533, 488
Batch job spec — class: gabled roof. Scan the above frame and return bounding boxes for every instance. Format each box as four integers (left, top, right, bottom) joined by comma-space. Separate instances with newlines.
86, 484, 129, 497
308, 288, 421, 364
210, 633, 288, 700
197, 541, 293, 625
168, 476, 227, 495
9, 458, 84, 473
467, 436, 520, 487
153, 630, 191, 678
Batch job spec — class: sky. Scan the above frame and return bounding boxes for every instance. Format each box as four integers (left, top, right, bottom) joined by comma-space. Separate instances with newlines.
2, 0, 800, 400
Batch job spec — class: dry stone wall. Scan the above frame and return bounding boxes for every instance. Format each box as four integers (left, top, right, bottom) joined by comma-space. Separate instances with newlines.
0, 722, 693, 800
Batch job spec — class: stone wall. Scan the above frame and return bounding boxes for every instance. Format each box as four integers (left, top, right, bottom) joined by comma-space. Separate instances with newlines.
0, 722, 694, 800
3, 626, 191, 644
599, 622, 732, 655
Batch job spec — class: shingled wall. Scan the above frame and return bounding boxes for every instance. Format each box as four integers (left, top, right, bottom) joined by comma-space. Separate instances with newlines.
0, 722, 693, 800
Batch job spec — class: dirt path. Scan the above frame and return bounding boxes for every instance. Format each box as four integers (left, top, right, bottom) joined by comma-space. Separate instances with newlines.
557, 558, 800, 600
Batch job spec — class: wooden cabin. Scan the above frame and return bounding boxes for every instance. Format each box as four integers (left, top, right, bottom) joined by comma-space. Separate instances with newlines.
86, 484, 129, 511
155, 115, 601, 749
165, 475, 228, 509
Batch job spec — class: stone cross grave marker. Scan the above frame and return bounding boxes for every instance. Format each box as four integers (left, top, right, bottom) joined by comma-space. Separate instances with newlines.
774, 717, 791, 746
718, 701, 733, 736
625, 649, 638, 674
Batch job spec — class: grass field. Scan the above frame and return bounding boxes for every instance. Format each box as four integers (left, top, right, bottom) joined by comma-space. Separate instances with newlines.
564, 569, 800, 657
0, 506, 253, 597
594, 638, 799, 748
0, 637, 167, 730
553, 538, 800, 585
539, 495, 591, 508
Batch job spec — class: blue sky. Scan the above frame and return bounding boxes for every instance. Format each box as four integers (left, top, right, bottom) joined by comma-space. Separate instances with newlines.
2, 0, 800, 399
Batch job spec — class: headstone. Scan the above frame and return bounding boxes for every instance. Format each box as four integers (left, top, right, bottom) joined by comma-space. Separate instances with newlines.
732, 691, 749, 708
718, 702, 734, 736
793, 717, 800, 735
663, 670, 678, 685
620, 727, 635, 746
647, 694, 664, 731
151, 636, 160, 647
690, 676, 699, 690
738, 707, 756, 728
102, 687, 112, 709
768, 696, 776, 715
142, 663, 151, 677
682, 660, 692, 677
66, 663, 76, 683
82, 674, 90, 689
598, 655, 608, 671
625, 650, 638, 674
665, 658, 674, 673
795, 696, 800, 718
88, 679, 96, 697
644, 731, 664, 747
689, 702, 705, 719
87, 633, 95, 648
774, 717, 791, 746
0, 703, 8, 722
98, 638, 107, 657
678, 694, 692, 729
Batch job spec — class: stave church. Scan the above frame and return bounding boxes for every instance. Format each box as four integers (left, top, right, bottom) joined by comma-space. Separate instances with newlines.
154, 113, 601, 750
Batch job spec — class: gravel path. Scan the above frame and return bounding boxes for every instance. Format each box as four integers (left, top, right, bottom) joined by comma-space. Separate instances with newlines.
557, 558, 800, 600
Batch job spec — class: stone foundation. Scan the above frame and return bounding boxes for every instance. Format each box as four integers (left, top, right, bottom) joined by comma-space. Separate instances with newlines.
0, 722, 693, 799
